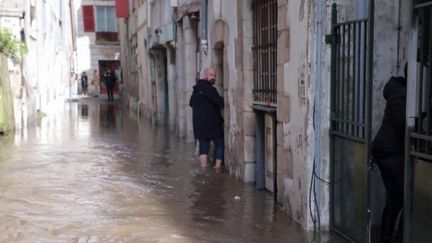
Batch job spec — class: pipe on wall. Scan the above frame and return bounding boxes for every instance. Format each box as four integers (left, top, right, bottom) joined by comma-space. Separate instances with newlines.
396, 0, 402, 73
312, 0, 325, 231
200, 0, 208, 56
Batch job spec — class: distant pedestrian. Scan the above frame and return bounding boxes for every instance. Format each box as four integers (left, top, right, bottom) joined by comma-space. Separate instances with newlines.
371, 66, 407, 243
92, 69, 100, 97
189, 67, 224, 170
104, 70, 116, 101
81, 72, 88, 95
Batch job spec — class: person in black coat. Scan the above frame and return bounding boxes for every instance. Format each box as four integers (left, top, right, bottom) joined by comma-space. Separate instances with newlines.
372, 72, 407, 243
104, 70, 116, 101
81, 72, 88, 95
189, 67, 224, 170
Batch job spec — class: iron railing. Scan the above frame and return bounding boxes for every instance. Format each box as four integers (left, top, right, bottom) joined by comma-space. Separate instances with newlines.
252, 0, 277, 104
330, 7, 369, 142
410, 3, 432, 161
328, 2, 374, 242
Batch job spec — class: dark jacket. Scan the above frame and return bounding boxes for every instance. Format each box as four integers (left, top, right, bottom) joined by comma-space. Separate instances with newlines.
372, 76, 407, 159
81, 75, 88, 86
104, 72, 116, 87
189, 79, 224, 139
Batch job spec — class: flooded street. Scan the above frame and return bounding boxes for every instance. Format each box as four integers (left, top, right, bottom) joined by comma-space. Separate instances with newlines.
0, 98, 342, 242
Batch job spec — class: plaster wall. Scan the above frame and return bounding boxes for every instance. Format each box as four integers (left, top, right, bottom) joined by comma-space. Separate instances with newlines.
370, 0, 409, 136
118, 19, 130, 101
183, 15, 197, 141
137, 25, 151, 117
207, 0, 245, 179
273, 0, 316, 228
175, 22, 187, 137
0, 0, 74, 131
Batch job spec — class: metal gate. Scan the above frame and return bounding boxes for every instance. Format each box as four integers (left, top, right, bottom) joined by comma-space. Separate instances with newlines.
328, 2, 374, 242
405, 1, 432, 242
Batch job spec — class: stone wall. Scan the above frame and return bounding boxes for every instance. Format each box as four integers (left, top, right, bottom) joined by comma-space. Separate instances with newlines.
0, 55, 15, 134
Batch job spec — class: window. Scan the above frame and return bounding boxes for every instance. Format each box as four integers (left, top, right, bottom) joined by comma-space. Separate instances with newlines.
95, 6, 117, 32
95, 6, 118, 41
252, 0, 277, 104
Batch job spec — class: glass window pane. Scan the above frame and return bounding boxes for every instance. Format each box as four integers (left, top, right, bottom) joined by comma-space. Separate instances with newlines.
106, 7, 117, 32
95, 6, 106, 32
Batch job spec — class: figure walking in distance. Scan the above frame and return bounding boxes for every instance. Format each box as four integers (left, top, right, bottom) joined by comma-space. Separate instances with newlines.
189, 67, 224, 170
104, 70, 116, 101
81, 72, 88, 95
92, 69, 100, 97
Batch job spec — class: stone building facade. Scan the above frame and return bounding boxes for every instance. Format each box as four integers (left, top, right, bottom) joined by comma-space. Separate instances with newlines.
75, 0, 121, 96
117, 0, 412, 236
0, 0, 76, 132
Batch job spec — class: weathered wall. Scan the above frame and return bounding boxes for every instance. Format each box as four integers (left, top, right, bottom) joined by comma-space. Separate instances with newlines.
137, 24, 150, 118
371, 0, 409, 135
175, 21, 187, 137
275, 0, 315, 228
118, 18, 131, 102
211, 0, 245, 179
183, 15, 197, 141
1, 0, 74, 132
0, 55, 15, 134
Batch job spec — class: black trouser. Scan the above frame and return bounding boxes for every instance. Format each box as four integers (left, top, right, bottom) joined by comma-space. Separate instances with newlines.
107, 85, 114, 101
376, 154, 404, 242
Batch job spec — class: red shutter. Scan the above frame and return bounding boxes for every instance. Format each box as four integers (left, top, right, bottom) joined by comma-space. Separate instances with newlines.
82, 5, 95, 32
115, 0, 129, 18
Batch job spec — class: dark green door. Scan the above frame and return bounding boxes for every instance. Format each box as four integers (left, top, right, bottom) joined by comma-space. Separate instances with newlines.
328, 2, 374, 242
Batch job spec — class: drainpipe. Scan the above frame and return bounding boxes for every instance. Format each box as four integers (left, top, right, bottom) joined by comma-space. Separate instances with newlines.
200, 0, 208, 57
396, 0, 402, 72
272, 112, 278, 203
312, 0, 324, 232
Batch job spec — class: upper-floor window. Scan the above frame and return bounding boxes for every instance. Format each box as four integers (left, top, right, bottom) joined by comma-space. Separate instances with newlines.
82, 5, 118, 42
252, 0, 277, 105
95, 6, 117, 32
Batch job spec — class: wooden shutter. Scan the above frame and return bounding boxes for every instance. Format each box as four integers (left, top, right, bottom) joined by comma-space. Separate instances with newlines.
82, 5, 95, 32
115, 0, 129, 18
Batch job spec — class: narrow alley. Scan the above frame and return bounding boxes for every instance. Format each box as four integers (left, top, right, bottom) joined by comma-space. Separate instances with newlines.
0, 97, 343, 242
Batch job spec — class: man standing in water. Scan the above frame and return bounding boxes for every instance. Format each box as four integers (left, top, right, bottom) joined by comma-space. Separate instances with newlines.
189, 67, 224, 170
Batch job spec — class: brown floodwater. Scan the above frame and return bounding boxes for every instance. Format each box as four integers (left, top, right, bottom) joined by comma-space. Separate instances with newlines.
0, 98, 345, 242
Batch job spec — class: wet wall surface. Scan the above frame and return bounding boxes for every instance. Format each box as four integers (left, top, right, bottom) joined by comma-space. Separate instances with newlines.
0, 98, 346, 242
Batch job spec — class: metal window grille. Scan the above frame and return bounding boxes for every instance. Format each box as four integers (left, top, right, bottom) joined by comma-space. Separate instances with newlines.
331, 16, 369, 141
252, 0, 277, 104
410, 2, 432, 161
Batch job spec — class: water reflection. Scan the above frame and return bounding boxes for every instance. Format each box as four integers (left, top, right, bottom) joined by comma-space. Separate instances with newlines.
81, 104, 88, 118
100, 104, 116, 128
190, 171, 226, 225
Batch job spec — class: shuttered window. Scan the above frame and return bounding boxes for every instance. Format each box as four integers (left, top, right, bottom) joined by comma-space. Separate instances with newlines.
82, 5, 95, 32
